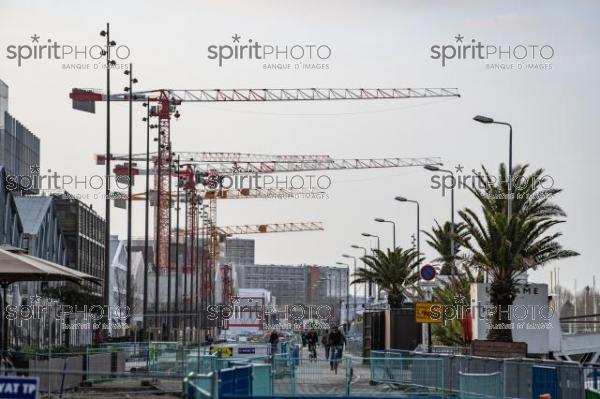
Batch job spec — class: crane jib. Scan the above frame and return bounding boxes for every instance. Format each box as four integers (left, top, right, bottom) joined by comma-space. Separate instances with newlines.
69, 87, 460, 113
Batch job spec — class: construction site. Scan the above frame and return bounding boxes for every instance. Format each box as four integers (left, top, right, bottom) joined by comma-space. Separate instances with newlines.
1, 1, 600, 398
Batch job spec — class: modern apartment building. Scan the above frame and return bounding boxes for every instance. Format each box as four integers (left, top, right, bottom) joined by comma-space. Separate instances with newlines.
0, 79, 40, 187
53, 193, 106, 299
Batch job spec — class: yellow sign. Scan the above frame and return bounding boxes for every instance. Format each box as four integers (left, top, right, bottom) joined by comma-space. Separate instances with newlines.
415, 302, 443, 323
210, 346, 233, 357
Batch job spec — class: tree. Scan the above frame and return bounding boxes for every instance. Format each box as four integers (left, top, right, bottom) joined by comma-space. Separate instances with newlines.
432, 262, 483, 346
457, 163, 578, 341
423, 220, 469, 275
353, 248, 421, 308
469, 163, 565, 220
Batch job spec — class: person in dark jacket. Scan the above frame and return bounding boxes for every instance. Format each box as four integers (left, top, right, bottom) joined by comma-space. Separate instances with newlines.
269, 330, 279, 355
322, 329, 331, 360
306, 329, 319, 360
328, 326, 346, 370
306, 329, 319, 345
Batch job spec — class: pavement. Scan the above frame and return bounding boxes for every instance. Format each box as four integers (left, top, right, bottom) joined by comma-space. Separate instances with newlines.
273, 349, 375, 395
55, 349, 421, 398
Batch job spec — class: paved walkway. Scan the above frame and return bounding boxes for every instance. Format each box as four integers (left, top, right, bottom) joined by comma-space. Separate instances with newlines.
273, 351, 375, 395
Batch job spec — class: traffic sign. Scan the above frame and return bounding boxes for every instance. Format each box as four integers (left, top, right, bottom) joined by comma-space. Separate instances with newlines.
415, 302, 443, 323
420, 264, 437, 281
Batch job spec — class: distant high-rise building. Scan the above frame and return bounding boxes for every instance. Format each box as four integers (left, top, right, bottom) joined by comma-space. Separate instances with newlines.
236, 264, 348, 306
222, 238, 254, 267
0, 80, 8, 130
0, 79, 40, 185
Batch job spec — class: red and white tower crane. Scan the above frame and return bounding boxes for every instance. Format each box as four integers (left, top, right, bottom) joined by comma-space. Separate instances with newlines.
70, 87, 460, 324
71, 87, 458, 274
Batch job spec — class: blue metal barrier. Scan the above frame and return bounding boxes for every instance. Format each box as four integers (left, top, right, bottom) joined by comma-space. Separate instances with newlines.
220, 365, 253, 398
532, 365, 559, 399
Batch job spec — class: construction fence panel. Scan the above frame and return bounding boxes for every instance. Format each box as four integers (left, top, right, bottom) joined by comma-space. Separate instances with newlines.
532, 365, 559, 399
369, 356, 445, 391
252, 364, 272, 396
377, 349, 587, 399
505, 359, 585, 399
458, 371, 504, 398
184, 372, 216, 399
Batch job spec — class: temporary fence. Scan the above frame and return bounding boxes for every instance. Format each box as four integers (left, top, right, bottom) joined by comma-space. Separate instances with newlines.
369, 356, 445, 391
182, 349, 600, 399
184, 373, 215, 399
7, 343, 600, 398
374, 349, 597, 399
458, 371, 503, 398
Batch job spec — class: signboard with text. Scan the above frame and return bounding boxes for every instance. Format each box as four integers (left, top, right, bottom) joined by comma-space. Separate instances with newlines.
0, 376, 38, 399
210, 346, 233, 357
415, 302, 443, 324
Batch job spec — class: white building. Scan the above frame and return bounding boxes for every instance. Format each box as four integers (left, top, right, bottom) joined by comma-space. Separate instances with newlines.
109, 236, 144, 335
470, 283, 560, 355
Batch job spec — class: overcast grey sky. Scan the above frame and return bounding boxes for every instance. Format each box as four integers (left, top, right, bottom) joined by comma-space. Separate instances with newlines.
1, 0, 598, 293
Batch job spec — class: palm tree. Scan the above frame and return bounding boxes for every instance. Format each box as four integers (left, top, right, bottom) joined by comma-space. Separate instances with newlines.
471, 163, 565, 219
353, 248, 421, 308
457, 163, 578, 341
423, 220, 469, 275
432, 262, 483, 346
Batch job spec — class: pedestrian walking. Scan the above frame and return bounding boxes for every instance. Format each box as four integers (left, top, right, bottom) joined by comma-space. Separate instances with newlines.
328, 326, 346, 373
269, 329, 279, 356
322, 329, 330, 360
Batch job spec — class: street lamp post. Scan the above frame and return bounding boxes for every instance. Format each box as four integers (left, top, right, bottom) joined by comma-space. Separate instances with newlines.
351, 245, 368, 304
167, 156, 173, 339
342, 254, 358, 322
361, 233, 380, 251
199, 204, 209, 339
141, 105, 155, 338
123, 64, 137, 332
99, 24, 117, 337
374, 218, 396, 249
424, 165, 456, 275
394, 197, 420, 264
396, 196, 431, 352
200, 205, 208, 340
174, 157, 181, 334
336, 262, 350, 331
473, 115, 513, 219
195, 203, 200, 339
182, 191, 189, 343
361, 233, 380, 300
